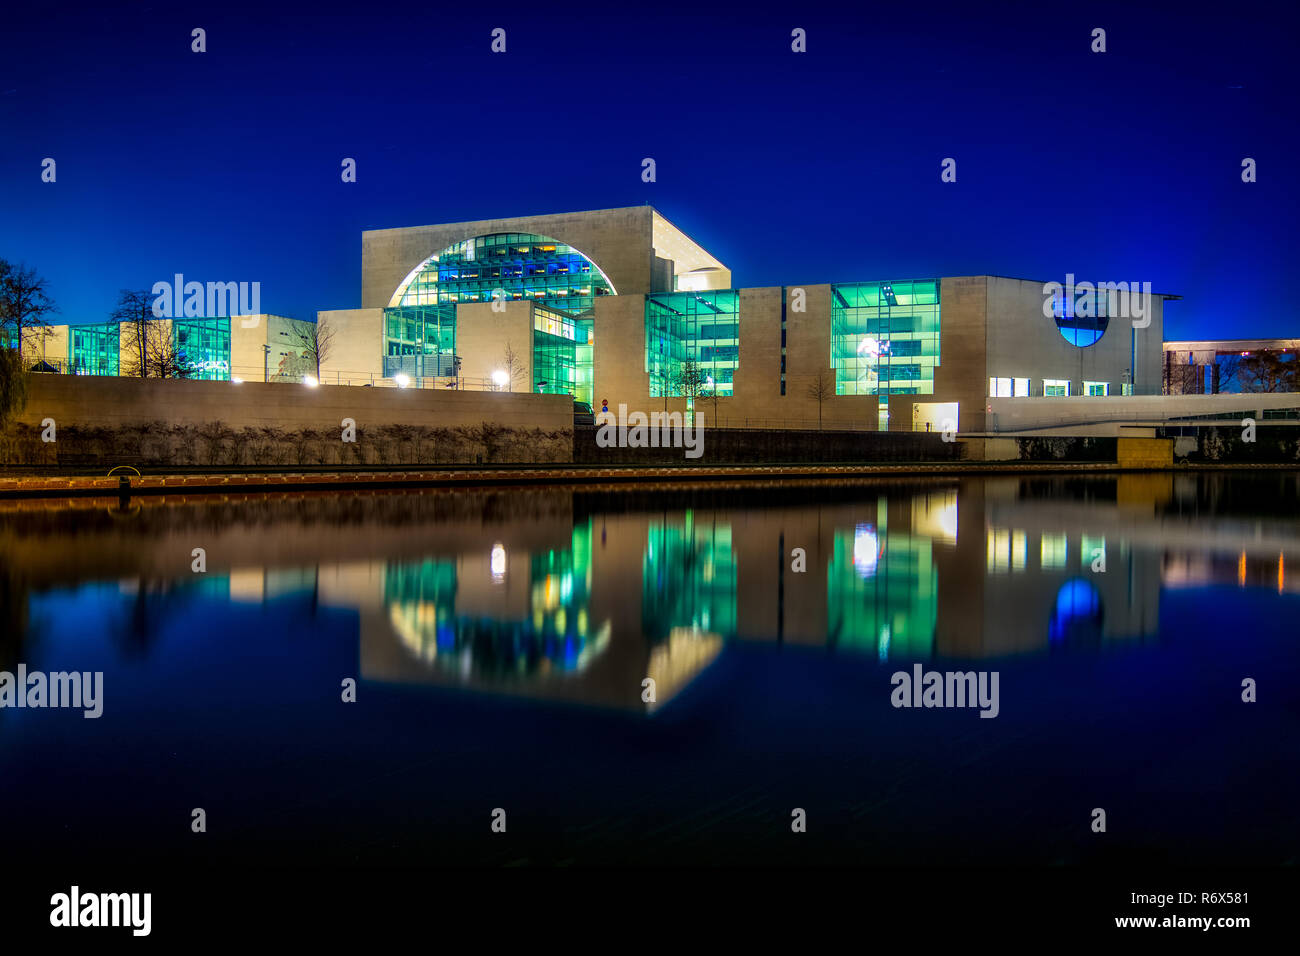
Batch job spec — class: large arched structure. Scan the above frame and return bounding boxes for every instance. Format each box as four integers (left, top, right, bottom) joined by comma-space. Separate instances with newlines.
387, 231, 617, 308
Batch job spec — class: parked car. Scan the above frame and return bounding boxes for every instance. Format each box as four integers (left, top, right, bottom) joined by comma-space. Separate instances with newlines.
573, 401, 595, 426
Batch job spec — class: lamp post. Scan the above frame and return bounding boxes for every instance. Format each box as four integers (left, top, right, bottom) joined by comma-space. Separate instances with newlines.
262, 343, 270, 383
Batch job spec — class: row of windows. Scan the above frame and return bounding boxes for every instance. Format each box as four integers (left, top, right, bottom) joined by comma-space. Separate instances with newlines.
990, 377, 1132, 397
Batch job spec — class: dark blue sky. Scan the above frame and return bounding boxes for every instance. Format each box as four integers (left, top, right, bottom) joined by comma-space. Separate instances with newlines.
2, 0, 1296, 339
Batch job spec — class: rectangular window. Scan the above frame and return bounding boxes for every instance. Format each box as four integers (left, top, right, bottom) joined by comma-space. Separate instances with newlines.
1012, 377, 1030, 396
1043, 379, 1071, 397
989, 377, 1012, 397
1121, 383, 1134, 396
1084, 381, 1109, 396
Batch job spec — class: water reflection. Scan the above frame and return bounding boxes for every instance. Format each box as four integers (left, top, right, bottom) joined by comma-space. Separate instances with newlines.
3, 473, 1299, 714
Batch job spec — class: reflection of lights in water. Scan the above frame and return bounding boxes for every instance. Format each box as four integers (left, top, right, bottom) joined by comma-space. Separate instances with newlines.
853, 524, 880, 577
1049, 579, 1102, 644
878, 623, 891, 661
491, 543, 506, 581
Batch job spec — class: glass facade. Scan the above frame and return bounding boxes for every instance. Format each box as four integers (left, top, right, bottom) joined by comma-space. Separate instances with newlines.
69, 321, 120, 376
533, 301, 594, 405
1051, 288, 1109, 347
831, 280, 941, 398
645, 290, 740, 398
392, 232, 616, 307
383, 305, 457, 380
174, 317, 231, 380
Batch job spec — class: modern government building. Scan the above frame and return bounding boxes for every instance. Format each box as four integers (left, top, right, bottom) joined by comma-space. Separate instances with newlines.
12, 205, 1299, 434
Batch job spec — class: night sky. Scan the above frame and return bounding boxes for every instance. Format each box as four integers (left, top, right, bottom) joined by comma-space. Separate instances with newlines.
2, 0, 1295, 339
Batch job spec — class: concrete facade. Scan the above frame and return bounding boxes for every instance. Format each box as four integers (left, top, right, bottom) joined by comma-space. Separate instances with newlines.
361, 206, 728, 310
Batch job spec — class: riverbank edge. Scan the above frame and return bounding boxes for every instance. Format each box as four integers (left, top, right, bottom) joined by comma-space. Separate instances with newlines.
1, 461, 1297, 499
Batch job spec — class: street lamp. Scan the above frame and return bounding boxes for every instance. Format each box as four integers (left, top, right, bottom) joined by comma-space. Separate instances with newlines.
491, 369, 509, 391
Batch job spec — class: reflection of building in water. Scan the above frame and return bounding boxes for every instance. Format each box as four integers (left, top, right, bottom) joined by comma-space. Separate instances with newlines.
971, 477, 1162, 656
641, 512, 736, 642
383, 522, 610, 677
826, 498, 937, 660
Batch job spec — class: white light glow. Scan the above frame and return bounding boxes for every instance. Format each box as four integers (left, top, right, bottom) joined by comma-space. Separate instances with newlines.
303, 374, 319, 388
491, 369, 510, 388
394, 374, 411, 388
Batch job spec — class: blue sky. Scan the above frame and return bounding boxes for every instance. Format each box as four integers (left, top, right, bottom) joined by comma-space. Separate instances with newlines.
1, 0, 1295, 339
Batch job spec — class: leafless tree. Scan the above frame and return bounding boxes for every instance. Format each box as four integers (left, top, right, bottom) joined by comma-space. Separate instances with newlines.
291, 317, 335, 379
806, 368, 835, 429
500, 342, 527, 392
0, 260, 59, 364
113, 290, 188, 379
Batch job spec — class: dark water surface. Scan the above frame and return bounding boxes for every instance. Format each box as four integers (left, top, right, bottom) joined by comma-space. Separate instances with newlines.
2, 472, 1297, 866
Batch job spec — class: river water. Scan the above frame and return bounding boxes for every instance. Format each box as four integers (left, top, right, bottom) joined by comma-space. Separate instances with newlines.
1, 472, 1296, 866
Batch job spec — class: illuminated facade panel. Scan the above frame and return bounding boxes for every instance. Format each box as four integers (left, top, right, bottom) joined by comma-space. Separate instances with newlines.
70, 321, 120, 376
173, 317, 231, 380
392, 232, 616, 307
383, 305, 457, 380
831, 280, 941, 397
645, 290, 740, 398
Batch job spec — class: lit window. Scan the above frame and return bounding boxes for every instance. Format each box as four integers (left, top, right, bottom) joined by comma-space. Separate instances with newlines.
1012, 377, 1030, 396
1084, 381, 1109, 396
1044, 379, 1071, 397
989, 377, 1012, 397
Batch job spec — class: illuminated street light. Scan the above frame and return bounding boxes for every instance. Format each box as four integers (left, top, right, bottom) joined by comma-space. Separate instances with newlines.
394, 373, 411, 388
303, 374, 319, 387
491, 369, 510, 390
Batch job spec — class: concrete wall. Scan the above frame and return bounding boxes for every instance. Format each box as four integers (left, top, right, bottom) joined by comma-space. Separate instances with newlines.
455, 301, 533, 392
18, 374, 572, 432
318, 308, 385, 384
985, 276, 1164, 399
362, 206, 661, 309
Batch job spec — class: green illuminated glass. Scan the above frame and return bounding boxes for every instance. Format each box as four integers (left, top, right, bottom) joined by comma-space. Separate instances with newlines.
393, 232, 615, 307
533, 301, 594, 405
641, 512, 737, 641
645, 290, 740, 398
69, 321, 120, 376
826, 501, 937, 659
831, 280, 941, 396
173, 317, 230, 380
383, 304, 457, 380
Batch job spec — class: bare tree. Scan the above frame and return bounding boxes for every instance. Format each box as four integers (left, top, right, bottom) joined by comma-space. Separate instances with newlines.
674, 358, 707, 424
291, 317, 335, 379
500, 342, 527, 392
113, 290, 188, 379
806, 368, 835, 429
0, 260, 59, 365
